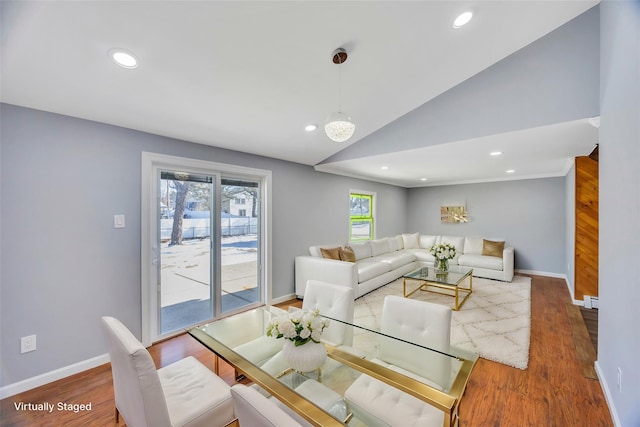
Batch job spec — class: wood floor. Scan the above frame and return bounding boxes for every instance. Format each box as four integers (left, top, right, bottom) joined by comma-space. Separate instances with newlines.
580, 307, 599, 352
1, 275, 612, 427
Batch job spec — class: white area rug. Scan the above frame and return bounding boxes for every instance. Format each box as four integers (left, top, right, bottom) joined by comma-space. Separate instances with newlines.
353, 275, 532, 370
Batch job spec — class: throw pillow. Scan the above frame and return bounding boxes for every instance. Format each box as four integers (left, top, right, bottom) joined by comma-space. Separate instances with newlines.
402, 232, 420, 249
320, 247, 342, 260
482, 240, 505, 258
339, 246, 356, 262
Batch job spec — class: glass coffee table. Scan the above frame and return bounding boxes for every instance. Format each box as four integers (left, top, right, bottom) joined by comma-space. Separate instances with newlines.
403, 266, 473, 311
189, 306, 477, 427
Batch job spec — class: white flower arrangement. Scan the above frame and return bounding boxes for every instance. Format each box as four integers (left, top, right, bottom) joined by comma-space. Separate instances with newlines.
266, 308, 330, 347
429, 242, 457, 261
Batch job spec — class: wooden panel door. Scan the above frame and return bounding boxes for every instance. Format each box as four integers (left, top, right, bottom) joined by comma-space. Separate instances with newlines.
574, 156, 599, 300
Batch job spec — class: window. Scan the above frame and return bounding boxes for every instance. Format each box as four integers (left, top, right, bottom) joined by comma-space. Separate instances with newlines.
235, 197, 246, 204
350, 192, 374, 240
238, 209, 247, 217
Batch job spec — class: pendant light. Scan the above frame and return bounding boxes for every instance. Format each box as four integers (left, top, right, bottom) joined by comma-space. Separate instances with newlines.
324, 48, 355, 142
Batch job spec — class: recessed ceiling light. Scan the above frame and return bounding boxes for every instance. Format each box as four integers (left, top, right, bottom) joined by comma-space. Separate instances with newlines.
506, 169, 515, 174
109, 48, 138, 68
490, 151, 503, 156
381, 166, 389, 170
304, 124, 317, 132
420, 178, 428, 181
453, 11, 473, 29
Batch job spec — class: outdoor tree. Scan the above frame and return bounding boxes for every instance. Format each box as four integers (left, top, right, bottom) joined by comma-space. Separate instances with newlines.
170, 180, 190, 246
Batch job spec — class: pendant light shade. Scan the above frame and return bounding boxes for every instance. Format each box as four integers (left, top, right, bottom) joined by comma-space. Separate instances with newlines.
325, 48, 355, 142
324, 111, 355, 143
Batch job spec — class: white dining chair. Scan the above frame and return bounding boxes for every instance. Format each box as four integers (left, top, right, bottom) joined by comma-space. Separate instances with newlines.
260, 280, 355, 375
344, 296, 452, 426
101, 316, 234, 427
231, 384, 303, 427
302, 280, 355, 346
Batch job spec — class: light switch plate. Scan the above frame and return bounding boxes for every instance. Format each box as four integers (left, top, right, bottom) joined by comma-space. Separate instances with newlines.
114, 214, 125, 228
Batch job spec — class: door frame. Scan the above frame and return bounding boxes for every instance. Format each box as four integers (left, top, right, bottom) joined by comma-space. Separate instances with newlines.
141, 152, 272, 346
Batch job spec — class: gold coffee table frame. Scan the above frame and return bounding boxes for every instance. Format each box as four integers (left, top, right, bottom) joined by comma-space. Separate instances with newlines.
403, 266, 473, 311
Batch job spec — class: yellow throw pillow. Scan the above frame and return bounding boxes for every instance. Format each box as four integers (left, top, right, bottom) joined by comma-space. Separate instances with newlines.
482, 240, 505, 258
320, 247, 342, 260
339, 246, 356, 262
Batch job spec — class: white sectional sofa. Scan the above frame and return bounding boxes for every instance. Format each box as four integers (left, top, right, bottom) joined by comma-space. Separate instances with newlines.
295, 233, 514, 298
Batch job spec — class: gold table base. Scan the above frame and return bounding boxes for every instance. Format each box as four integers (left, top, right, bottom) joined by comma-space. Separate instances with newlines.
403, 274, 473, 311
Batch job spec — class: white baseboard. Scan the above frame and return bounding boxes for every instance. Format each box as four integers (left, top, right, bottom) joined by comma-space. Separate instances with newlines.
514, 269, 567, 279
271, 293, 297, 305
0, 353, 110, 400
514, 269, 577, 303
595, 361, 622, 427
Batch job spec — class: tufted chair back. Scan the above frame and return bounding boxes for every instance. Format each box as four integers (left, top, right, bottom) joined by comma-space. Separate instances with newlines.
302, 280, 355, 346
380, 295, 452, 389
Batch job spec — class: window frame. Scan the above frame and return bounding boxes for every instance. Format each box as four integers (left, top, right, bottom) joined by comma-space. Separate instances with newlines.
349, 191, 376, 241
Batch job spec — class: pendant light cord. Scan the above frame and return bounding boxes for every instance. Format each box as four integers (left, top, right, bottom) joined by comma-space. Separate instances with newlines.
338, 60, 342, 112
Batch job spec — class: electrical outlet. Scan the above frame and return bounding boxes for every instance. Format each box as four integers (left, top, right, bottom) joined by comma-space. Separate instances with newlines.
21, 335, 36, 353
617, 367, 622, 392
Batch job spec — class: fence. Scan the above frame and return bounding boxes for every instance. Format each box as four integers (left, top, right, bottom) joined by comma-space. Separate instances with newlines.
160, 217, 258, 240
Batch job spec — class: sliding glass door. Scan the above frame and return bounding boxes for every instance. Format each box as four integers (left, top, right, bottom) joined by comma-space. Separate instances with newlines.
142, 153, 269, 343
220, 178, 260, 313
158, 171, 216, 334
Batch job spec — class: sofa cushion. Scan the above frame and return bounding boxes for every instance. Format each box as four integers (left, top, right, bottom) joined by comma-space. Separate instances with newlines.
339, 246, 356, 262
395, 235, 404, 250
350, 241, 372, 260
370, 238, 390, 257
419, 235, 438, 249
463, 238, 484, 255
320, 247, 341, 260
482, 239, 505, 257
357, 261, 391, 283
411, 250, 435, 263
376, 252, 416, 270
388, 237, 400, 252
458, 254, 504, 270
440, 236, 465, 255
402, 233, 420, 249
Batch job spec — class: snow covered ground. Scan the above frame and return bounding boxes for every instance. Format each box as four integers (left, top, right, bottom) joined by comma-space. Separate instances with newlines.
160, 235, 258, 307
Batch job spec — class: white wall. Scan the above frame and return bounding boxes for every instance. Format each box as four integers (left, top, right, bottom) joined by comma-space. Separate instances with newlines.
597, 1, 640, 425
565, 163, 576, 298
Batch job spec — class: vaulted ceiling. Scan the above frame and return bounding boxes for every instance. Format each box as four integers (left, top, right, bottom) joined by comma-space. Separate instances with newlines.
1, 1, 599, 187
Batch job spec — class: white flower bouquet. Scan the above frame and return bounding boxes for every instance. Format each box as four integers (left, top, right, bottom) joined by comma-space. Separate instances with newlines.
429, 242, 457, 260
430, 242, 457, 271
266, 308, 330, 347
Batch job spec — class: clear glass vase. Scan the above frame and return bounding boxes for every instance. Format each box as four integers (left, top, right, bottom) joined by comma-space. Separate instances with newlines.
436, 258, 449, 273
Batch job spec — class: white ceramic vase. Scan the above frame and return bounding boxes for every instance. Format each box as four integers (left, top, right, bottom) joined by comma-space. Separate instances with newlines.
282, 340, 327, 372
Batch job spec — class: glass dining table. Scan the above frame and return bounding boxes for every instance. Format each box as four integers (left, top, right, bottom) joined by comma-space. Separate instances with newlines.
189, 306, 477, 427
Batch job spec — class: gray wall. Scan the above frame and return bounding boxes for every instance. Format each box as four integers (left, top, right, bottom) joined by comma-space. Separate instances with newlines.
598, 1, 640, 425
407, 178, 567, 274
0, 104, 407, 388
